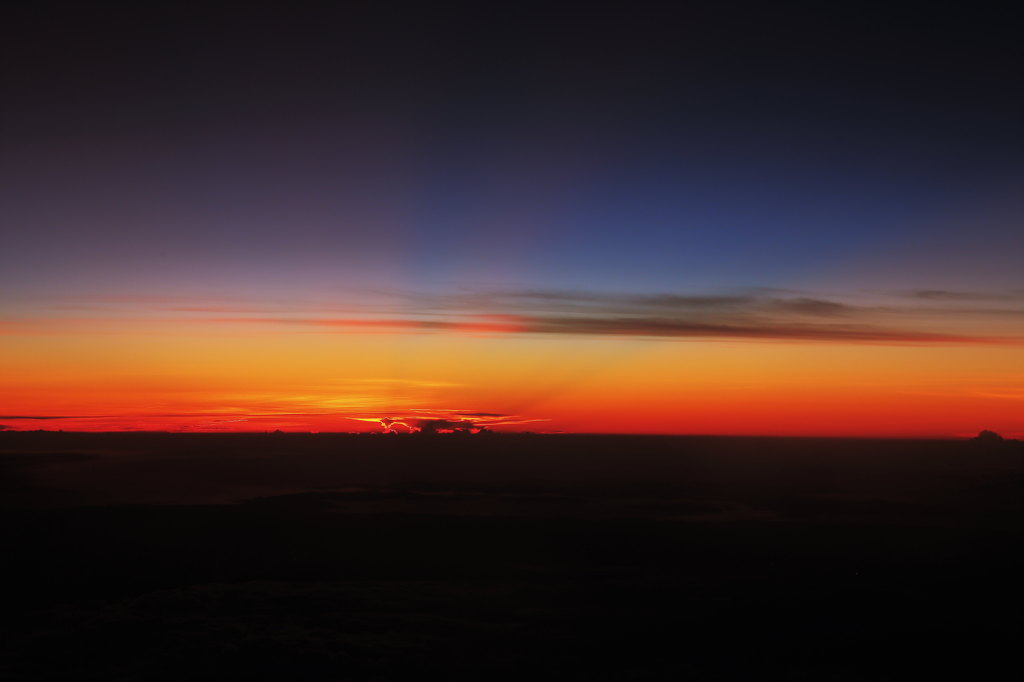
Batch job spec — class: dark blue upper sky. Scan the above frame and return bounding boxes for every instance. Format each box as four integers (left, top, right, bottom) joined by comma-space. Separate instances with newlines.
3, 1, 1022, 306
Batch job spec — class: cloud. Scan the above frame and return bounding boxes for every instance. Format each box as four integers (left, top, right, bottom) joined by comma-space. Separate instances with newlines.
207, 317, 528, 335
515, 316, 996, 343
365, 409, 548, 433
202, 313, 1009, 344
20, 286, 1024, 344
895, 289, 1021, 302
394, 286, 1018, 322
382, 287, 1024, 343
413, 419, 480, 434
767, 297, 853, 316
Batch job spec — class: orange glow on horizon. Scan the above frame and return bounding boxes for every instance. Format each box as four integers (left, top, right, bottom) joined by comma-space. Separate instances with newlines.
3, 312, 1023, 438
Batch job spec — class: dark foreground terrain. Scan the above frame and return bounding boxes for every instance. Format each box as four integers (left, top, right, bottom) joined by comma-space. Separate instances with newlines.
1, 432, 1021, 681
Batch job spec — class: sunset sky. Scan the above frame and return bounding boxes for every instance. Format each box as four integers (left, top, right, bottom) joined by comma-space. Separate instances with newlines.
2, 3, 1022, 436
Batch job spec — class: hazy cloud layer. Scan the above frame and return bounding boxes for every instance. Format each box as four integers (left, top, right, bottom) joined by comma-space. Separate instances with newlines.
17, 287, 1024, 344
199, 314, 997, 344
897, 289, 1022, 302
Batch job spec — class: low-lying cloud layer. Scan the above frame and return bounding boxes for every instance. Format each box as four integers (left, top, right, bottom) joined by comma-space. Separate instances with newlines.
13, 287, 1024, 344
193, 287, 1023, 344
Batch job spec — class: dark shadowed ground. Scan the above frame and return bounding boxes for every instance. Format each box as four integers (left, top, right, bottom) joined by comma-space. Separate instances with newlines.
0, 432, 1021, 680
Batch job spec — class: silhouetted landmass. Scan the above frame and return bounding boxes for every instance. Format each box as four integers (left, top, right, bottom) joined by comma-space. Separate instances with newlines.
0, 432, 1020, 680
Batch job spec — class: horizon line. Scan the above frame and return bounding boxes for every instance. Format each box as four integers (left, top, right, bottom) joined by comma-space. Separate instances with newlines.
1, 429, 1015, 441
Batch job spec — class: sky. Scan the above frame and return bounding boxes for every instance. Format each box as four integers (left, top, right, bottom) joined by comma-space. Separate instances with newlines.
2, 2, 1023, 436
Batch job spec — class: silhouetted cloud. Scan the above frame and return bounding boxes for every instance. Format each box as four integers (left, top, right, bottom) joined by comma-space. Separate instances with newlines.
768, 298, 853, 316
516, 316, 993, 343
503, 290, 755, 310
364, 409, 546, 433
389, 286, 1022, 325
203, 313, 1007, 344
896, 289, 1021, 302
414, 419, 479, 434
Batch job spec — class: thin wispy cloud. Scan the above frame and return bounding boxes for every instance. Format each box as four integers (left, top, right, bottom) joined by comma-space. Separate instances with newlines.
12, 287, 1023, 344
191, 314, 1002, 344
895, 289, 1024, 302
